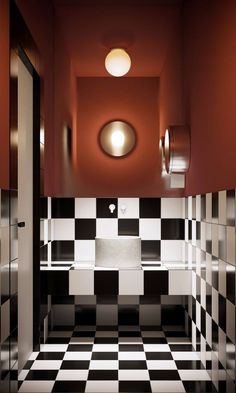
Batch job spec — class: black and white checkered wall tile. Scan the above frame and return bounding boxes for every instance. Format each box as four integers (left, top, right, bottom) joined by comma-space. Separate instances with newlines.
184, 190, 236, 392
41, 197, 185, 263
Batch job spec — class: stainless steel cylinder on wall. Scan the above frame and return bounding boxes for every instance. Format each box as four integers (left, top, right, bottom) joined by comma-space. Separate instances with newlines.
163, 125, 190, 174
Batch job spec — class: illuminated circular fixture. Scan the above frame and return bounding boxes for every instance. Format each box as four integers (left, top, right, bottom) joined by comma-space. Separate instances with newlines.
99, 120, 136, 157
163, 125, 190, 174
105, 48, 131, 77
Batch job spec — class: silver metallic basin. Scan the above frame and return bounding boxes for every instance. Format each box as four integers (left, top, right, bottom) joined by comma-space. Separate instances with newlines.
95, 236, 141, 269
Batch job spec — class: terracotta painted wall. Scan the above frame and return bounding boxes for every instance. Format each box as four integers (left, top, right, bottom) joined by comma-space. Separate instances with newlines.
0, 0, 10, 189
184, 0, 236, 196
74, 77, 182, 197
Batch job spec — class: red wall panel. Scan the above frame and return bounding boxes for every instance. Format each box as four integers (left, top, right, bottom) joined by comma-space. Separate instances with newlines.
184, 0, 236, 195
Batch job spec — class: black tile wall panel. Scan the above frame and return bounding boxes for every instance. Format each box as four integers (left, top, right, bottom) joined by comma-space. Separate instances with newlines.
52, 198, 74, 218
96, 198, 118, 218
139, 198, 160, 218
144, 271, 168, 295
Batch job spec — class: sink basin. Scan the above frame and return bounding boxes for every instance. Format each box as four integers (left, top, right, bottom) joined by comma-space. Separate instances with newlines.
95, 236, 141, 269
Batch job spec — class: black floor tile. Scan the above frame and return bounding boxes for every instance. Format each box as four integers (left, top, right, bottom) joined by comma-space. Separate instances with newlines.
142, 337, 167, 344
119, 360, 147, 369
36, 352, 65, 360
88, 370, 118, 380
119, 344, 144, 352
67, 344, 92, 352
119, 380, 152, 392
149, 369, 180, 380
169, 344, 195, 351
145, 352, 173, 360
46, 337, 71, 344
175, 360, 205, 369
60, 360, 90, 369
183, 381, 217, 392
119, 331, 141, 337
72, 331, 96, 337
25, 370, 58, 380
52, 381, 86, 392
91, 352, 118, 360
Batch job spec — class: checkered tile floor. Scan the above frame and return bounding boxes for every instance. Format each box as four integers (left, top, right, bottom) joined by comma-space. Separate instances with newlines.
18, 326, 217, 392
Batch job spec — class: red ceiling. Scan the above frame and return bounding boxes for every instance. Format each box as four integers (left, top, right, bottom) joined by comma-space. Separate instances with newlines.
54, 1, 183, 77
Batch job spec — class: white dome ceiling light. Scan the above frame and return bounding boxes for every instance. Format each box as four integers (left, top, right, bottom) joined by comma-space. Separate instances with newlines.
105, 48, 131, 77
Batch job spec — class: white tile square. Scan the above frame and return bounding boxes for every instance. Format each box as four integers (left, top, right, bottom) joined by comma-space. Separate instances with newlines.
48, 197, 51, 219
196, 195, 201, 221
118, 198, 139, 218
206, 253, 212, 285
31, 360, 62, 369
53, 219, 75, 240
28, 352, 39, 361
172, 351, 200, 360
206, 313, 212, 347
139, 304, 161, 326
89, 360, 118, 370
200, 278, 206, 310
143, 344, 170, 352
19, 381, 54, 392
85, 381, 118, 393
212, 223, 219, 257
18, 370, 29, 381
69, 270, 94, 295
226, 226, 235, 265
161, 198, 184, 218
118, 337, 143, 344
75, 198, 96, 218
206, 193, 212, 222
226, 299, 235, 342
64, 352, 92, 360
139, 219, 160, 240
147, 360, 177, 370
150, 381, 185, 393
212, 287, 219, 324
188, 197, 192, 220
118, 352, 146, 360
92, 344, 118, 352
119, 270, 143, 295
219, 191, 227, 225
96, 219, 118, 237
40, 344, 68, 352
70, 337, 94, 344
178, 369, 211, 381
196, 301, 201, 331
75, 240, 95, 261
56, 370, 88, 380
168, 270, 192, 295
161, 240, 184, 261
119, 369, 149, 380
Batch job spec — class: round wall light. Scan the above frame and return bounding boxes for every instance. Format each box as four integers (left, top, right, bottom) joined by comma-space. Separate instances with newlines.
105, 48, 131, 77
99, 120, 136, 157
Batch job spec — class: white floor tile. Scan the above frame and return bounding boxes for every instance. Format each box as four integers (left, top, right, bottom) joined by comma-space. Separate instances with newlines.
28, 352, 39, 361
49, 331, 72, 338
40, 344, 68, 352
64, 352, 92, 360
31, 360, 62, 370
178, 369, 211, 380
92, 344, 118, 352
56, 369, 88, 380
18, 369, 29, 381
144, 344, 170, 352
118, 352, 146, 360
172, 351, 200, 360
89, 360, 118, 370
119, 369, 150, 380
147, 360, 177, 370
19, 381, 54, 392
151, 381, 185, 392
85, 381, 119, 393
